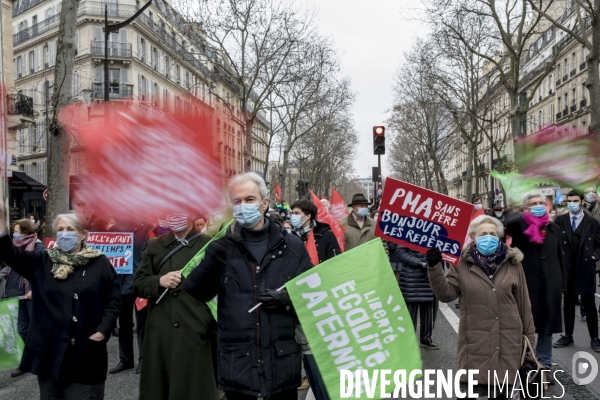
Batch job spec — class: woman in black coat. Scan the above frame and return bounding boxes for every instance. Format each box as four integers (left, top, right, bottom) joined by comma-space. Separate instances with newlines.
396, 245, 438, 349
505, 193, 565, 370
0, 211, 121, 399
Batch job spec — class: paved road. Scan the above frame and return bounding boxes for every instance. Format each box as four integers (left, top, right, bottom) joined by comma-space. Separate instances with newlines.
2, 296, 599, 399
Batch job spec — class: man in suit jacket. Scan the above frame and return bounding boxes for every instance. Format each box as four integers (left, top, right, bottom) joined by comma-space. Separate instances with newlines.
554, 190, 600, 352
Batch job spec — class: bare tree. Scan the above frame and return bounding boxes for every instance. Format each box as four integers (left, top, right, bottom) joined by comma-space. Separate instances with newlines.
181, 0, 315, 171
388, 40, 454, 194
425, 0, 560, 149
528, 0, 600, 133
45, 0, 78, 237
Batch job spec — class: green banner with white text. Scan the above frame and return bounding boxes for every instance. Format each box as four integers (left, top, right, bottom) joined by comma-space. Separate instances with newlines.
0, 298, 24, 371
286, 239, 422, 400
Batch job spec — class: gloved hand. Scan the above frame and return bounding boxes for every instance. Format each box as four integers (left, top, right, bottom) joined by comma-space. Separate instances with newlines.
425, 248, 443, 268
258, 289, 292, 311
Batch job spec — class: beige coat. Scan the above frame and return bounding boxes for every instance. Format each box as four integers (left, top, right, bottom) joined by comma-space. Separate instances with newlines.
340, 215, 388, 256
428, 245, 536, 384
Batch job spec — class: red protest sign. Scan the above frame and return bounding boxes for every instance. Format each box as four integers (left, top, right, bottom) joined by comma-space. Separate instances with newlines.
374, 178, 474, 265
44, 238, 58, 249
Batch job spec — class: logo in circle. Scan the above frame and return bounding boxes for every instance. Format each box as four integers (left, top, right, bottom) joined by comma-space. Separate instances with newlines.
572, 351, 599, 385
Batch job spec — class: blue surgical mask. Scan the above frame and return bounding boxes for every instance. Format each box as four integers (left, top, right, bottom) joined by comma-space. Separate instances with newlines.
567, 202, 581, 213
13, 232, 22, 239
357, 208, 369, 217
475, 235, 499, 256
530, 205, 546, 217
233, 200, 264, 229
290, 214, 305, 229
57, 231, 81, 252
585, 193, 596, 203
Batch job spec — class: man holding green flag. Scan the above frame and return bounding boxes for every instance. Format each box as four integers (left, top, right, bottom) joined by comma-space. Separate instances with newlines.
185, 172, 313, 400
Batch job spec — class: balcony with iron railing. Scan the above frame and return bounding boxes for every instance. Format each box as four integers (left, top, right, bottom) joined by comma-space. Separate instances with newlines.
7, 94, 34, 117
91, 41, 132, 58
570, 104, 577, 113
580, 62, 586, 71
93, 83, 134, 99
581, 99, 587, 108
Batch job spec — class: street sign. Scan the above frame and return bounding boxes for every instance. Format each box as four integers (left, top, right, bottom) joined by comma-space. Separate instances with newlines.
43, 189, 48, 201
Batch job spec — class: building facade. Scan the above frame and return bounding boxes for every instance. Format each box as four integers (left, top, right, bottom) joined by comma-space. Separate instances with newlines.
9, 0, 268, 184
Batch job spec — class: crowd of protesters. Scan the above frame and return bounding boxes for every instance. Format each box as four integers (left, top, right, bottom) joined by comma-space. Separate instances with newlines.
1, 173, 600, 400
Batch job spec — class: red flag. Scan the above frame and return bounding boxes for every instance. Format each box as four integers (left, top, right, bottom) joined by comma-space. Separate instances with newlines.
135, 297, 148, 311
310, 189, 345, 252
57, 103, 224, 220
275, 183, 281, 203
545, 200, 551, 213
306, 229, 319, 266
331, 188, 349, 221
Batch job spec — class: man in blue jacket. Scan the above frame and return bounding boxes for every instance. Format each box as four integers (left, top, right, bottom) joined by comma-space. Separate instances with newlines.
185, 172, 312, 400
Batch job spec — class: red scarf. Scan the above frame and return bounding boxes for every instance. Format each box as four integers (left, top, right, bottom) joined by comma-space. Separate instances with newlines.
522, 212, 550, 244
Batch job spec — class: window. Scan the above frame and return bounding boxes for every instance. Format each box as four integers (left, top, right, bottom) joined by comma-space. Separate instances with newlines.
558, 97, 561, 110
582, 83, 587, 100
38, 121, 46, 151
571, 88, 576, 105
39, 161, 46, 185
18, 129, 26, 154
72, 70, 80, 96
28, 50, 35, 74
571, 53, 576, 71
176, 64, 180, 83
152, 47, 157, 69
16, 56, 22, 78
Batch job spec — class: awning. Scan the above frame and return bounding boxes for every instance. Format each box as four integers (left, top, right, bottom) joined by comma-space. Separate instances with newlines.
11, 171, 45, 191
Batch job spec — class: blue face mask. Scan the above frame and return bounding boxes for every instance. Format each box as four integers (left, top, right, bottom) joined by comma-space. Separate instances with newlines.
356, 208, 369, 217
529, 205, 546, 217
475, 235, 499, 256
233, 200, 264, 229
13, 232, 22, 239
57, 231, 81, 252
567, 202, 581, 213
290, 214, 305, 229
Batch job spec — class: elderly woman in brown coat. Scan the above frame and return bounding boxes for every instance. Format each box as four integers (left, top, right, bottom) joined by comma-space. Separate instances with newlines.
426, 215, 537, 397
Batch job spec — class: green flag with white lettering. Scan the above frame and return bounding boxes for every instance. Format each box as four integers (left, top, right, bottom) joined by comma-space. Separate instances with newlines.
0, 298, 24, 371
286, 238, 422, 400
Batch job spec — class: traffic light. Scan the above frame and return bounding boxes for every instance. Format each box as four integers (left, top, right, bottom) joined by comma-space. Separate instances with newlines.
373, 126, 385, 155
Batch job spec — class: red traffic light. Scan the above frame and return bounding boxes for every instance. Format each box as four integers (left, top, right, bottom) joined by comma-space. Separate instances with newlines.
374, 126, 385, 135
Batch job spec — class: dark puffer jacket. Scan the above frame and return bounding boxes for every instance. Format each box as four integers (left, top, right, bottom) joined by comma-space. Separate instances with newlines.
184, 218, 312, 398
312, 221, 342, 263
397, 246, 434, 303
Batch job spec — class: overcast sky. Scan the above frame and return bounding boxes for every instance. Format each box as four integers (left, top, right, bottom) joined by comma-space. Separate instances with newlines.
309, 1, 428, 179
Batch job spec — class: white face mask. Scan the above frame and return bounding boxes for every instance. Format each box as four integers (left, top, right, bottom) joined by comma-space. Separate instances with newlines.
474, 204, 483, 210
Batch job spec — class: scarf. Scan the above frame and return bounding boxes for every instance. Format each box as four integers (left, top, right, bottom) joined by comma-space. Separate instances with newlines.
522, 211, 550, 244
295, 220, 316, 242
12, 233, 38, 292
47, 244, 104, 280
470, 241, 506, 279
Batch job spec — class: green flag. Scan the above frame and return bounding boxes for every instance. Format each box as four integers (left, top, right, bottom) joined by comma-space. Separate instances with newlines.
286, 239, 422, 400
0, 298, 24, 371
180, 220, 233, 320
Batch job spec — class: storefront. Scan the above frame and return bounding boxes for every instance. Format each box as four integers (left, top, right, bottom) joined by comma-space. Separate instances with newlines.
9, 171, 46, 222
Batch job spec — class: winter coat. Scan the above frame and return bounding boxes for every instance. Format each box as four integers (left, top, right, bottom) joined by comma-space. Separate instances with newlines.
505, 216, 565, 334
585, 202, 600, 272
397, 246, 434, 303
340, 214, 388, 256
554, 212, 600, 295
312, 221, 342, 263
184, 218, 313, 398
0, 235, 121, 385
133, 228, 219, 400
3, 241, 45, 297
111, 220, 151, 295
428, 244, 536, 384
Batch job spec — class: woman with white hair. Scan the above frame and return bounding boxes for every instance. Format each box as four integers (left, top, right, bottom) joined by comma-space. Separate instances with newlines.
0, 210, 121, 400
426, 215, 538, 397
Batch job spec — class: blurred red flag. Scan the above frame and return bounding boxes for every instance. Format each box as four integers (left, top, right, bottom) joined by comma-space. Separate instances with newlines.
275, 183, 281, 203
545, 200, 552, 213
310, 189, 345, 252
330, 188, 349, 221
58, 104, 224, 220
463, 207, 486, 247
306, 229, 319, 266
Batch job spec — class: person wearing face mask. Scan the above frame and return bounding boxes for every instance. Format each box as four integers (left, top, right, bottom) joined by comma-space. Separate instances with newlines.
426, 215, 538, 397
553, 190, 600, 352
282, 219, 293, 234
0, 210, 121, 399
340, 193, 388, 256
504, 194, 566, 373
184, 172, 312, 400
1, 219, 45, 378
133, 213, 219, 399
583, 186, 600, 291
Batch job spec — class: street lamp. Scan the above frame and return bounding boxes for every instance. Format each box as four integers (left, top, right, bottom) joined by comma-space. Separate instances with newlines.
449, 109, 495, 208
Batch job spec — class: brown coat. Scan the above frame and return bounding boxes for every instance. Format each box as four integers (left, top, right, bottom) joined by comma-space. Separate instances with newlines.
428, 245, 536, 384
340, 214, 388, 256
